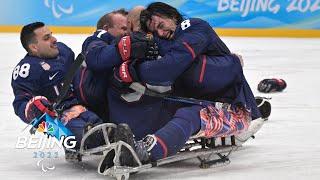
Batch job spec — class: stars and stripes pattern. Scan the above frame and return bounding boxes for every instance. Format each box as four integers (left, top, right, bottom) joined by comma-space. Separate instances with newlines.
198, 104, 251, 138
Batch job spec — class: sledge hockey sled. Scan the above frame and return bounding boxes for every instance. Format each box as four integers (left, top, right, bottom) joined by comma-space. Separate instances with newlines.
29, 114, 262, 180
66, 123, 241, 180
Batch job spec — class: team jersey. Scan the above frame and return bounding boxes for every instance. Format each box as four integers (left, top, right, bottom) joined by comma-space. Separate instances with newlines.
82, 30, 121, 72
72, 30, 119, 121
11, 42, 78, 123
138, 18, 261, 119
138, 18, 231, 85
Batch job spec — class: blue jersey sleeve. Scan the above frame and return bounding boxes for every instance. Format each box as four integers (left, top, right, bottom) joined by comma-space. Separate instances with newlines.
82, 30, 122, 72
57, 42, 75, 69
12, 43, 78, 123
11, 59, 42, 123
138, 19, 213, 85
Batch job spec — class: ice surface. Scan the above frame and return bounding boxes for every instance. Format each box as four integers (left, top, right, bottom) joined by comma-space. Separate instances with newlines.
1, 33, 320, 180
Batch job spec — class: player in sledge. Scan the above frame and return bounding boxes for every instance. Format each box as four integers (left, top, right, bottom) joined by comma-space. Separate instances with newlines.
97, 3, 270, 177
11, 22, 105, 156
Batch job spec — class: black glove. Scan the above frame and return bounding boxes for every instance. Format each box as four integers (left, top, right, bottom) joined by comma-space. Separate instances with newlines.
25, 96, 57, 122
117, 32, 159, 61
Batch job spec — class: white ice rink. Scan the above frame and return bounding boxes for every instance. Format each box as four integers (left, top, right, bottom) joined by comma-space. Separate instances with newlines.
0, 33, 320, 180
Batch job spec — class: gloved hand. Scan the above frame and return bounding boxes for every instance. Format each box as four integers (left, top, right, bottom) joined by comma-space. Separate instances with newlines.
116, 60, 139, 84
117, 32, 159, 61
25, 96, 57, 122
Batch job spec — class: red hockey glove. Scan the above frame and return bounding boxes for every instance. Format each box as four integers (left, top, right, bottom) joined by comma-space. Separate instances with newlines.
117, 32, 159, 61
117, 60, 139, 83
25, 96, 57, 122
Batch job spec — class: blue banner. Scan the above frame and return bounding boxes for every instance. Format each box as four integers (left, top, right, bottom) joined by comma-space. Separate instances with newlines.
1, 0, 320, 29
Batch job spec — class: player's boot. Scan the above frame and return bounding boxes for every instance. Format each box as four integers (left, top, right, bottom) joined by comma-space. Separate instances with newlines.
114, 123, 137, 167
114, 123, 151, 166
98, 124, 153, 174
98, 123, 135, 174
235, 97, 269, 144
255, 96, 271, 121
235, 117, 265, 144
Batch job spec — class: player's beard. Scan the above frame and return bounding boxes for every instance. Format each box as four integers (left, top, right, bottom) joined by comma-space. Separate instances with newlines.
39, 48, 59, 59
167, 30, 174, 39
160, 30, 174, 40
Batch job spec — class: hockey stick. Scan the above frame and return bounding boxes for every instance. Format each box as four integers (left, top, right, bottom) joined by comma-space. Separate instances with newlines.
22, 53, 85, 133
128, 82, 215, 106
53, 53, 85, 111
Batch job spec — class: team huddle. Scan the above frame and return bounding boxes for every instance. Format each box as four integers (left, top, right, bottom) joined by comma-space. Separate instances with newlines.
11, 2, 269, 170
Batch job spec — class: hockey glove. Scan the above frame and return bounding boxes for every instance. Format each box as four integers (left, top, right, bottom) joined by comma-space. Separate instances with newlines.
257, 78, 287, 93
25, 96, 57, 122
117, 60, 140, 84
117, 32, 159, 61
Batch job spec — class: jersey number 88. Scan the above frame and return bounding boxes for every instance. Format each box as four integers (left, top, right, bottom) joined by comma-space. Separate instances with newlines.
13, 63, 30, 80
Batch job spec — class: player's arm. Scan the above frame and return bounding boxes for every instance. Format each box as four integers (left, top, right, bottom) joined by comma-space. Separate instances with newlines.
12, 85, 34, 123
57, 42, 75, 69
11, 63, 55, 123
137, 22, 210, 85
84, 37, 122, 72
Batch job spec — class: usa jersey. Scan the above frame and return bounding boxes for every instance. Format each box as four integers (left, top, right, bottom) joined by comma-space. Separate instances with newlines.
11, 42, 78, 123
82, 30, 121, 72
73, 30, 119, 121
138, 18, 231, 85
138, 18, 261, 119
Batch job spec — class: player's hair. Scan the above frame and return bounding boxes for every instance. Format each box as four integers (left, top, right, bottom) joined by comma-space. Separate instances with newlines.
20, 22, 45, 52
140, 2, 183, 32
96, 8, 128, 30
128, 6, 145, 32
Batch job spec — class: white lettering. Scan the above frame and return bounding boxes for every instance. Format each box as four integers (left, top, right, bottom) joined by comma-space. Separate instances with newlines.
230, 0, 240, 11
218, 0, 229, 11
251, 0, 257, 11
16, 137, 28, 149
310, 0, 320, 12
122, 37, 128, 55
28, 136, 40, 149
287, 0, 320, 13
217, 0, 281, 17
242, 0, 252, 17
55, 136, 65, 148
15, 135, 77, 149
256, 0, 269, 12
240, 0, 246, 11
63, 136, 77, 149
287, 0, 299, 12
269, 0, 280, 14
299, 0, 311, 12
121, 64, 128, 78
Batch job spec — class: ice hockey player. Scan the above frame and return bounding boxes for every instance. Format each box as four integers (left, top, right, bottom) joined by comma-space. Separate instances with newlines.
98, 4, 265, 171
73, 9, 128, 121
11, 22, 104, 151
73, 9, 159, 121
